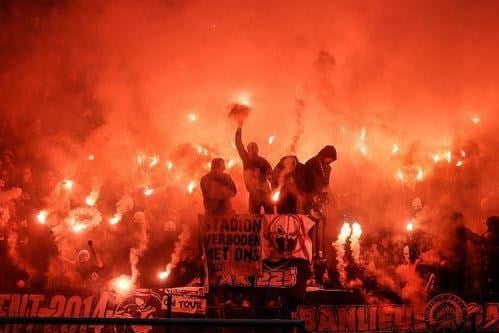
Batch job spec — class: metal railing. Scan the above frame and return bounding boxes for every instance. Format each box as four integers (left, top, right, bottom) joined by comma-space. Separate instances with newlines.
0, 316, 305, 332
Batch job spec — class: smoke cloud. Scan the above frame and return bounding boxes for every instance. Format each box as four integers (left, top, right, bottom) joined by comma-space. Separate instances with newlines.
1, 0, 499, 298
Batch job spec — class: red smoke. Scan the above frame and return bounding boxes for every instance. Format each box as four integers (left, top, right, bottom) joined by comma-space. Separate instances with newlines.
1, 0, 499, 298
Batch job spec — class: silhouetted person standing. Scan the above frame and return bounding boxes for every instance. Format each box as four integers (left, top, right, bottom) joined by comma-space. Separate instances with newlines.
200, 158, 237, 215
298, 145, 336, 257
482, 216, 499, 291
299, 145, 337, 213
235, 123, 273, 214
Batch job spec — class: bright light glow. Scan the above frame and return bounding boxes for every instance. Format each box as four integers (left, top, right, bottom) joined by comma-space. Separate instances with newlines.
456, 160, 464, 167
36, 210, 48, 224
143, 187, 154, 196
359, 145, 368, 156
271, 190, 281, 203
391, 144, 400, 155
432, 154, 441, 164
87, 154, 95, 161
445, 150, 452, 163
113, 275, 133, 293
159, 263, 173, 280
85, 191, 99, 206
227, 159, 236, 169
360, 128, 367, 141
62, 179, 74, 190
196, 145, 208, 156
165, 160, 174, 171
149, 156, 159, 167
136, 154, 145, 165
236, 92, 251, 106
396, 169, 404, 181
268, 135, 275, 145
339, 223, 352, 241
406, 222, 414, 232
109, 213, 122, 225
471, 115, 481, 124
72, 223, 87, 233
351, 222, 362, 238
187, 113, 198, 122
415, 168, 424, 181
460, 150, 466, 157
188, 181, 196, 194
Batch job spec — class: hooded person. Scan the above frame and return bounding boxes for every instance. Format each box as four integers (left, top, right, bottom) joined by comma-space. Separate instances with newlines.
200, 158, 237, 215
271, 156, 305, 214
235, 124, 273, 214
298, 145, 337, 212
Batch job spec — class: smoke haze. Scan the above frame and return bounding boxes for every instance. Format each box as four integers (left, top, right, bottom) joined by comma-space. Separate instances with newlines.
1, 0, 499, 299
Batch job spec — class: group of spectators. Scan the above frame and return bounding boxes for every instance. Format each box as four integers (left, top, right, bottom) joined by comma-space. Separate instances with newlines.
0, 147, 197, 294
200, 119, 337, 216
1, 120, 498, 308
0, 149, 55, 291
199, 120, 499, 304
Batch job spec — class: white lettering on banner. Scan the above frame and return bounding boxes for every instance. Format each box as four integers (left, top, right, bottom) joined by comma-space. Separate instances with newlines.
201, 215, 263, 276
214, 266, 298, 288
161, 287, 207, 314
169, 297, 207, 314
293, 294, 499, 332
255, 267, 297, 288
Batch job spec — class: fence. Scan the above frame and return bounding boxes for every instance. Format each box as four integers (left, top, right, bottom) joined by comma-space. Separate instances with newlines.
0, 316, 305, 333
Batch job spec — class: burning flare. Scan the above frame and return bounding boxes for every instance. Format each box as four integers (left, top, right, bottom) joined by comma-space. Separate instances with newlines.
109, 213, 122, 225
36, 210, 48, 224
415, 168, 424, 181
85, 190, 99, 207
271, 190, 281, 203
136, 154, 145, 165
143, 187, 154, 196
350, 222, 363, 263
333, 222, 352, 287
268, 135, 275, 145
396, 169, 405, 182
236, 92, 251, 106
158, 271, 169, 280
227, 159, 236, 169
406, 221, 415, 232
72, 223, 87, 233
445, 150, 452, 163
149, 156, 159, 167
158, 263, 173, 280
113, 275, 133, 294
187, 181, 196, 194
471, 115, 481, 124
358, 144, 368, 156
62, 179, 74, 190
187, 113, 198, 122
165, 160, 174, 171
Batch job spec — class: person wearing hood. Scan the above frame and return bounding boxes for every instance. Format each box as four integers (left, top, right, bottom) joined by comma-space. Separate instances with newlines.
271, 156, 304, 214
235, 123, 273, 214
299, 145, 337, 212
